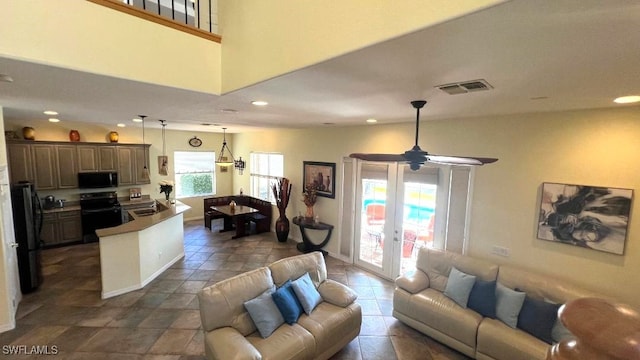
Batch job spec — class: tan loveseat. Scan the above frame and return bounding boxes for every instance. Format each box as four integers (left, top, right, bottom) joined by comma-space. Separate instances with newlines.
393, 247, 603, 360
198, 252, 362, 360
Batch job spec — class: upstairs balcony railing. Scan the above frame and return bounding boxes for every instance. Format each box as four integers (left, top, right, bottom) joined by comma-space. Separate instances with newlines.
88, 0, 220, 42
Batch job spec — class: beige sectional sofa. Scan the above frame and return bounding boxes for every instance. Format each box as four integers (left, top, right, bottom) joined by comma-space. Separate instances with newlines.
393, 247, 603, 360
198, 252, 362, 360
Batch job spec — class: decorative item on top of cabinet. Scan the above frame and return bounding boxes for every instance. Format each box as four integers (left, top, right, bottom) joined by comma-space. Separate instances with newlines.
69, 130, 80, 142
22, 126, 35, 140
108, 131, 119, 143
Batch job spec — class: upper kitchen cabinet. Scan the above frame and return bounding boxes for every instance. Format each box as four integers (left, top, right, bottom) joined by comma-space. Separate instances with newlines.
56, 145, 78, 188
118, 145, 151, 185
31, 144, 58, 190
6, 143, 33, 184
77, 145, 117, 172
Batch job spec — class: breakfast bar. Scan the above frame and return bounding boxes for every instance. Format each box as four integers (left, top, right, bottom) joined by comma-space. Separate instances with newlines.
96, 199, 191, 299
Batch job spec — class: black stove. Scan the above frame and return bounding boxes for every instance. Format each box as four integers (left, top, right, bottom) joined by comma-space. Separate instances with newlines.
80, 191, 122, 242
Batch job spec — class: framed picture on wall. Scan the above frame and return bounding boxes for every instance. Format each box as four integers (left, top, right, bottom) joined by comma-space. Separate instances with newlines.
537, 182, 632, 255
303, 161, 336, 199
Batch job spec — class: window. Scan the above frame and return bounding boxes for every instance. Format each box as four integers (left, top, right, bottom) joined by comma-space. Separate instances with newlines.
174, 151, 215, 198
250, 152, 284, 202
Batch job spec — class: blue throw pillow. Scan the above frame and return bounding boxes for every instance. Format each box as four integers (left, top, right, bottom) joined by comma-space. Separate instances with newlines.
517, 295, 560, 344
244, 288, 284, 338
495, 283, 526, 328
443, 267, 476, 308
271, 280, 304, 324
291, 272, 323, 315
467, 280, 496, 318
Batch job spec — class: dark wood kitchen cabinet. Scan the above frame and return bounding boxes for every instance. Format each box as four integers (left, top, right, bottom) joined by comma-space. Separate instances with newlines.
77, 145, 117, 172
56, 145, 79, 188
6, 143, 33, 184
118, 145, 151, 185
41, 210, 83, 247
31, 144, 57, 190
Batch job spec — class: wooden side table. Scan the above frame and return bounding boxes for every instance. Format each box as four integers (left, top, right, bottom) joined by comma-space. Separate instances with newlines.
292, 216, 333, 255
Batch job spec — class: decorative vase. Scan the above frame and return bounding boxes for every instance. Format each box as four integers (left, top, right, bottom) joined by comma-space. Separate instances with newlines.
305, 205, 314, 220
22, 127, 35, 140
108, 131, 119, 143
275, 213, 290, 242
69, 130, 80, 142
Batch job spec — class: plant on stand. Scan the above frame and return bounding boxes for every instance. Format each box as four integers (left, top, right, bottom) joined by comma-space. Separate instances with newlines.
272, 178, 292, 242
302, 183, 318, 220
159, 180, 174, 201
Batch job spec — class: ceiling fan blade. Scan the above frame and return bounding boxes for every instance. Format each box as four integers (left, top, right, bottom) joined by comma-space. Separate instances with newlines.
349, 153, 407, 162
426, 155, 498, 166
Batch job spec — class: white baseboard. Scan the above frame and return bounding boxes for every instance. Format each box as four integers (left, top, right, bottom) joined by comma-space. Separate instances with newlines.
0, 319, 15, 333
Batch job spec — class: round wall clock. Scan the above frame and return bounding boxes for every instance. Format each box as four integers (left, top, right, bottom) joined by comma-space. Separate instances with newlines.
189, 136, 202, 147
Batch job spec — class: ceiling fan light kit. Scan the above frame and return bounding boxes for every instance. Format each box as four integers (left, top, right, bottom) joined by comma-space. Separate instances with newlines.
350, 100, 498, 170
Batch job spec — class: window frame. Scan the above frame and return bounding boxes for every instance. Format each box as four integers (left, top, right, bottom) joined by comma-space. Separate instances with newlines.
249, 152, 284, 203
173, 150, 216, 198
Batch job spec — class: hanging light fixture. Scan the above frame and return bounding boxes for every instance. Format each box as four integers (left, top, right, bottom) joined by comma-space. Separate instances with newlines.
158, 120, 168, 176
139, 115, 150, 181
215, 128, 246, 174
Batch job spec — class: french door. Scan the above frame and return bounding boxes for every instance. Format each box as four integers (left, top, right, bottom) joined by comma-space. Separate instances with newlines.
354, 162, 446, 279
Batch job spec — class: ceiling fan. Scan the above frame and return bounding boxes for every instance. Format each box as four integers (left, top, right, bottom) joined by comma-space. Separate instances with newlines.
350, 100, 498, 170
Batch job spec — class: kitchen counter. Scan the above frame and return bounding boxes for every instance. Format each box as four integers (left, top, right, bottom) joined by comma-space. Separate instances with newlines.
96, 199, 190, 237
96, 199, 191, 299
42, 205, 81, 214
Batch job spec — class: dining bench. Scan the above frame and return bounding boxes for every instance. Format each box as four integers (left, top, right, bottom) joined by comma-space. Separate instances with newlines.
204, 195, 272, 234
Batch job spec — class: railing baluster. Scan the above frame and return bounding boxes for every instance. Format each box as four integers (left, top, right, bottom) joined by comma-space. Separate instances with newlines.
208, 0, 212, 33
114, 0, 216, 36
142, 0, 146, 10
171, 0, 175, 20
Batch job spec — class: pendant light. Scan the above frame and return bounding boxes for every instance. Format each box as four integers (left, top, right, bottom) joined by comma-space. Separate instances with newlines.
139, 115, 150, 181
215, 128, 246, 175
158, 120, 168, 176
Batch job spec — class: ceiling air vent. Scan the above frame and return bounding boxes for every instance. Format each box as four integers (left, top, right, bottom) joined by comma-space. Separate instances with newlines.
437, 79, 493, 95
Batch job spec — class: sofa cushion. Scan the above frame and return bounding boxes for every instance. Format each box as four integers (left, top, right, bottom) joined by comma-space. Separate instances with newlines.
496, 283, 526, 328
443, 267, 476, 308
517, 295, 559, 344
246, 323, 316, 360
272, 280, 304, 324
270, 252, 327, 287
244, 287, 284, 338
477, 318, 549, 360
292, 272, 323, 315
395, 269, 430, 294
468, 280, 497, 318
298, 302, 362, 354
416, 248, 498, 293
318, 279, 358, 307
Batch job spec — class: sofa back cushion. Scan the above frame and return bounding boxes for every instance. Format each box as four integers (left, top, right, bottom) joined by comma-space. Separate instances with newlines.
416, 248, 498, 292
269, 252, 327, 287
497, 265, 604, 304
198, 267, 274, 335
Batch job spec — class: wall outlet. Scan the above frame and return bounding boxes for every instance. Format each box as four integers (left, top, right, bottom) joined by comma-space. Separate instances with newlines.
491, 245, 510, 257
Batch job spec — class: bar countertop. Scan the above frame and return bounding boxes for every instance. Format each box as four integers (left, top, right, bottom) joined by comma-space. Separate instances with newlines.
96, 199, 190, 237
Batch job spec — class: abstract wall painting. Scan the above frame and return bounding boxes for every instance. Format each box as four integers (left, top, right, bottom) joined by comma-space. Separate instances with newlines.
537, 182, 632, 255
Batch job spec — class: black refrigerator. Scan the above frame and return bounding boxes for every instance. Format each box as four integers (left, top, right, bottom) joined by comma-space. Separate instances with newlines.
10, 182, 43, 293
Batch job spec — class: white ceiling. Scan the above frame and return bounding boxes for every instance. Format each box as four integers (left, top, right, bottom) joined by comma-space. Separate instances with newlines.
1, 0, 639, 133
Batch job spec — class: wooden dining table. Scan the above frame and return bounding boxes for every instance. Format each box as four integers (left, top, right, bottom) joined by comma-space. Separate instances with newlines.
210, 205, 258, 239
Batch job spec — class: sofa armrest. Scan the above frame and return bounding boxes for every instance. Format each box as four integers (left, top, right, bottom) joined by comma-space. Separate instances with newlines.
395, 269, 430, 294
205, 327, 261, 360
318, 279, 358, 307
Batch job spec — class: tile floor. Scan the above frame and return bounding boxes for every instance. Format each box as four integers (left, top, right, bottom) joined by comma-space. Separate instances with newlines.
0, 220, 469, 360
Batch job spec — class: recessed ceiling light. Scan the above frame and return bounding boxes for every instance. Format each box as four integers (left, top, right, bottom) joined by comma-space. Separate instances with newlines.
132, 118, 142, 123
0, 74, 13, 83
117, 123, 126, 128
44, 110, 58, 115
48, 118, 60, 123
251, 100, 268, 106
614, 95, 640, 104
366, 118, 377, 124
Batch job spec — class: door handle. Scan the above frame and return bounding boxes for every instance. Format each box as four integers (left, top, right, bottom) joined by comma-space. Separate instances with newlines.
10, 242, 19, 248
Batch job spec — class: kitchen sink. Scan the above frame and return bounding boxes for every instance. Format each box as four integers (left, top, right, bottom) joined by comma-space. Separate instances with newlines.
133, 209, 157, 217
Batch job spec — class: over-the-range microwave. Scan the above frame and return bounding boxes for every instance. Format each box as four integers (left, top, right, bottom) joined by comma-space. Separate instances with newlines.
78, 171, 118, 189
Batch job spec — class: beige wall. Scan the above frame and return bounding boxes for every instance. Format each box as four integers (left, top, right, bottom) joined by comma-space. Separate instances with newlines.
0, 107, 13, 330
233, 106, 640, 308
2, 119, 233, 219
0, 0, 221, 94
218, 0, 506, 92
